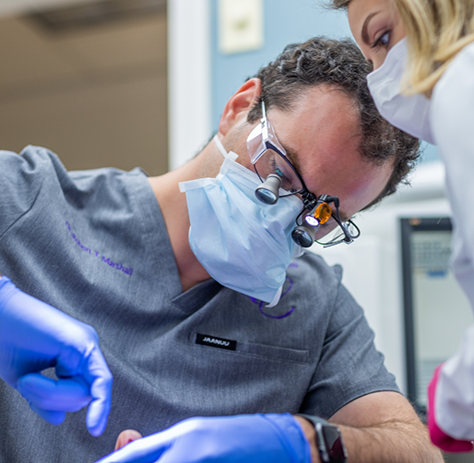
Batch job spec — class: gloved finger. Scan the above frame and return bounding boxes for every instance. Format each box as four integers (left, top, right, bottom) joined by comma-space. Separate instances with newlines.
55, 325, 101, 379
17, 373, 91, 412
84, 347, 113, 437
29, 403, 66, 426
95, 432, 170, 463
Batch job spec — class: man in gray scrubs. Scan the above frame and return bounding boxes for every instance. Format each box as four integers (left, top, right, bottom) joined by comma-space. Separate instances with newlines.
0, 37, 441, 463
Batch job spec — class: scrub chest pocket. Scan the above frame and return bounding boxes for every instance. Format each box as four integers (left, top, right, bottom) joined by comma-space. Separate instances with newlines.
191, 332, 310, 364
180, 331, 314, 416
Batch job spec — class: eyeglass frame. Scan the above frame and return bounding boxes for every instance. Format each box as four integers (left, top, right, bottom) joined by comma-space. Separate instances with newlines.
249, 99, 361, 247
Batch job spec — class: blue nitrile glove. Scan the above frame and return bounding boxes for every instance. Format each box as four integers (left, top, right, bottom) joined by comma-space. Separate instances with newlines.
96, 413, 311, 463
0, 276, 113, 436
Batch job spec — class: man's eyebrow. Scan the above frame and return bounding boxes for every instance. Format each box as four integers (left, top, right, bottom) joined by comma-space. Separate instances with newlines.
279, 140, 352, 222
362, 12, 378, 46
279, 142, 303, 174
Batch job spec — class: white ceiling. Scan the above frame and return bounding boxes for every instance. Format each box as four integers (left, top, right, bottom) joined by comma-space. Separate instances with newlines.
0, 0, 99, 18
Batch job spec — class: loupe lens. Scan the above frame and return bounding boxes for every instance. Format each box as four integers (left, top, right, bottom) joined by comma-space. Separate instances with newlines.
254, 149, 302, 194
255, 187, 278, 204
292, 224, 315, 248
255, 174, 281, 205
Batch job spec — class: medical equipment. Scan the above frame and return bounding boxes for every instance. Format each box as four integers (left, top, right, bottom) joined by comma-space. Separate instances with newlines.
401, 217, 472, 417
179, 136, 302, 305
247, 100, 360, 248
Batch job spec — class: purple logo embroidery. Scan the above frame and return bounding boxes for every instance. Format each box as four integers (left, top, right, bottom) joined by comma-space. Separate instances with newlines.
250, 263, 299, 319
65, 221, 133, 276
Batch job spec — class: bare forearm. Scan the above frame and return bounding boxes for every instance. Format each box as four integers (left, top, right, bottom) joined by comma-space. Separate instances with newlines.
296, 415, 443, 463
338, 419, 443, 463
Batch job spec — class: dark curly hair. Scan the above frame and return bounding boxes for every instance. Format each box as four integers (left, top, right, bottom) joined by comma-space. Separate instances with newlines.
246, 37, 420, 209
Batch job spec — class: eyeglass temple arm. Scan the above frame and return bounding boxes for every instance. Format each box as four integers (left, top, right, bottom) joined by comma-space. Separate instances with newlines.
259, 100, 270, 142
320, 195, 354, 242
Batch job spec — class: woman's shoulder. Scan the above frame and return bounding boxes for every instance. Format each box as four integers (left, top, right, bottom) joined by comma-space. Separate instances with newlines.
433, 41, 474, 106
431, 41, 474, 144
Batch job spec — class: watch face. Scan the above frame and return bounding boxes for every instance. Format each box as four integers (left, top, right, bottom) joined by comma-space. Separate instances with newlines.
321, 425, 347, 463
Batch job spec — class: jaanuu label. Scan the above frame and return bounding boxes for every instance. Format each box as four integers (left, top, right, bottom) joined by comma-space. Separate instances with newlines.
196, 333, 237, 351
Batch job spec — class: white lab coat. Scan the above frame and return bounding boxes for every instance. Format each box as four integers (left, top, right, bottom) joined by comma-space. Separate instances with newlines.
429, 40, 474, 442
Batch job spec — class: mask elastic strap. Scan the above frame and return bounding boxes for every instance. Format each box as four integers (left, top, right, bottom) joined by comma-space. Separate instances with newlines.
213, 135, 228, 158
266, 285, 283, 308
213, 135, 239, 162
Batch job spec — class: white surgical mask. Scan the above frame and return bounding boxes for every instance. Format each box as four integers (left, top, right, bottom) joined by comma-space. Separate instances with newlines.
179, 136, 303, 307
367, 38, 435, 145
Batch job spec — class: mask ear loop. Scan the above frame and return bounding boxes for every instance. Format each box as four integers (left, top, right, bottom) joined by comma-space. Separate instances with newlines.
213, 135, 228, 158
213, 135, 239, 162
265, 284, 283, 308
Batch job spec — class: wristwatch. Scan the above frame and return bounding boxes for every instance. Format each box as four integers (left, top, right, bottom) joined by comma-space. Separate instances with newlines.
298, 414, 348, 463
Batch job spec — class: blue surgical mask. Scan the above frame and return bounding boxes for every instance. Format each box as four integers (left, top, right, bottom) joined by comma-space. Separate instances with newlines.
179, 136, 303, 307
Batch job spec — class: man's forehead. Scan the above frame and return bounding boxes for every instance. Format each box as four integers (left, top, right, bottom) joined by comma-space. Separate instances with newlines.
278, 138, 360, 223
260, 85, 387, 217
270, 96, 362, 176
267, 87, 360, 141
278, 136, 390, 221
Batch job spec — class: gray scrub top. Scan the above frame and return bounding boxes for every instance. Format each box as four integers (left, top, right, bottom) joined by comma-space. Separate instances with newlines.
0, 147, 399, 463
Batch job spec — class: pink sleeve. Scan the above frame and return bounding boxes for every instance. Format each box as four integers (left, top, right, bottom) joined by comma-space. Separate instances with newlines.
428, 364, 474, 452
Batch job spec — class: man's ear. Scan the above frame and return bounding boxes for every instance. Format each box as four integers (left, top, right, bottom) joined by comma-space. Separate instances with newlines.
218, 78, 262, 136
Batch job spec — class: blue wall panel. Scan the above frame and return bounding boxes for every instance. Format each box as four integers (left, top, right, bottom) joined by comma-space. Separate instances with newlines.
210, 0, 440, 161
211, 0, 351, 129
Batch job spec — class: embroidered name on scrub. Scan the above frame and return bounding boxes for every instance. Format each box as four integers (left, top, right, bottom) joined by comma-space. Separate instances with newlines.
65, 221, 133, 276
196, 334, 237, 351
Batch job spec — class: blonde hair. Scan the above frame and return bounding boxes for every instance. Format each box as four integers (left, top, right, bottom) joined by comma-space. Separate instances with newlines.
394, 0, 474, 96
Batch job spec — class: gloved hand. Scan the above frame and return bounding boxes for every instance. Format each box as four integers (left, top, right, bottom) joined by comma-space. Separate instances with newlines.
0, 276, 113, 436
96, 413, 311, 463
427, 364, 473, 452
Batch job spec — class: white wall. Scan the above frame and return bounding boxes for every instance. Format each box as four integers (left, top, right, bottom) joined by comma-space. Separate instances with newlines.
168, 0, 212, 170
312, 161, 450, 393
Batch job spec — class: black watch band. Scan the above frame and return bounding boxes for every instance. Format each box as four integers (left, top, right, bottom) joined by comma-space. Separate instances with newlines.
298, 414, 348, 463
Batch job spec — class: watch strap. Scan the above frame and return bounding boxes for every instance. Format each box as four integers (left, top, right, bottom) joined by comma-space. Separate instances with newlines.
298, 414, 330, 428
297, 414, 348, 463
